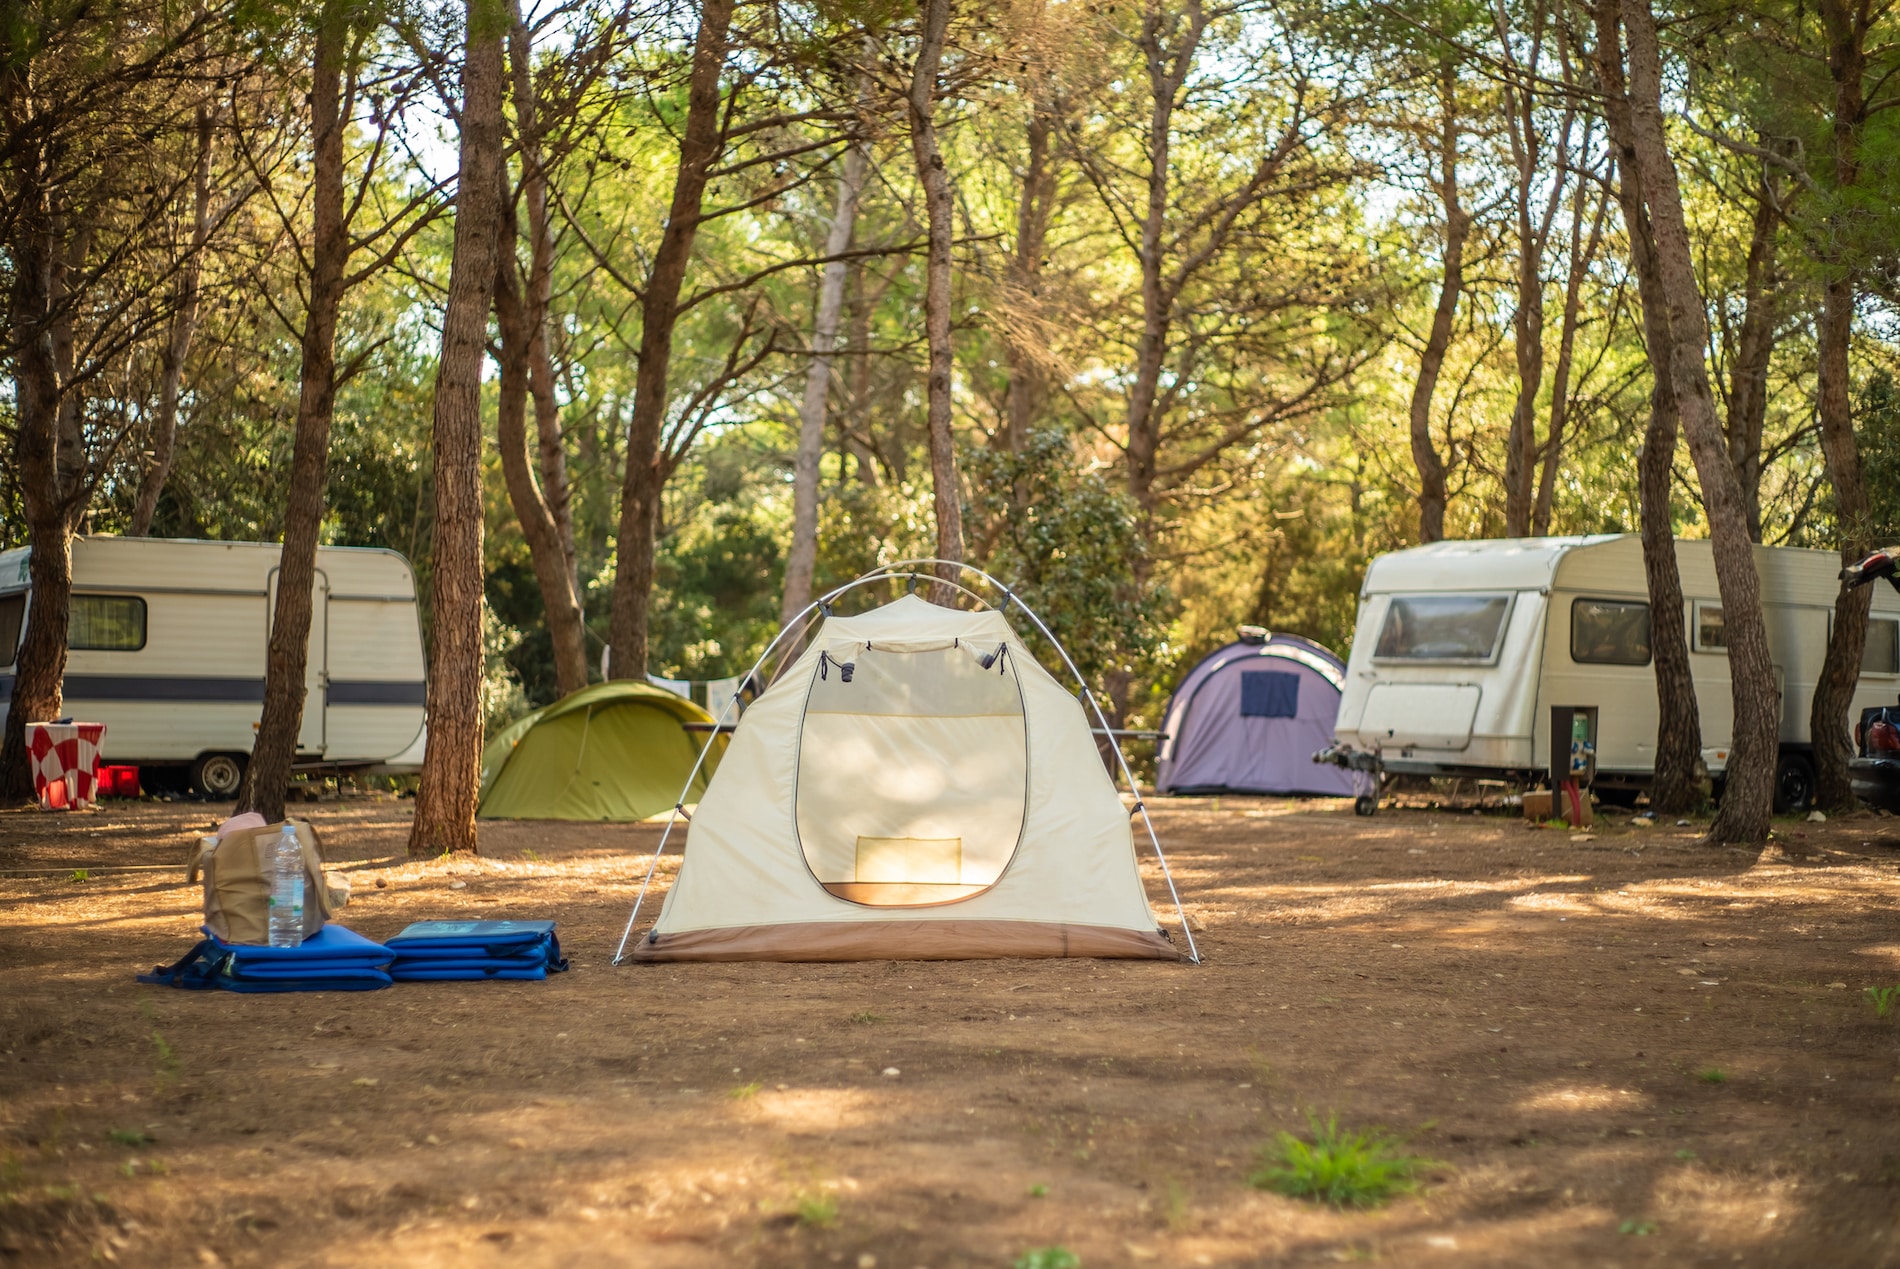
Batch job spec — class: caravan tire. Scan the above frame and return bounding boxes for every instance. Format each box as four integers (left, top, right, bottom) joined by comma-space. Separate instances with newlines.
190, 752, 247, 800
1772, 752, 1815, 815
1354, 796, 1378, 817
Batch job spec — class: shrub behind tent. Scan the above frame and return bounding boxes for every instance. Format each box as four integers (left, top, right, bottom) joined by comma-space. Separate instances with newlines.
1157, 630, 1364, 797
478, 682, 724, 821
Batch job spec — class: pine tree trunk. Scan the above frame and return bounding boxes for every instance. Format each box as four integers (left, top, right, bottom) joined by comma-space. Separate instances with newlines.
1002, 94, 1053, 457
236, 5, 349, 823
780, 139, 867, 631
1810, 0, 1873, 812
604, 0, 734, 678
909, 0, 965, 598
1591, 0, 1702, 816
131, 104, 212, 538
1621, 0, 1776, 842
1726, 176, 1778, 543
407, 0, 506, 858
497, 12, 588, 698
496, 229, 589, 697
1410, 61, 1465, 546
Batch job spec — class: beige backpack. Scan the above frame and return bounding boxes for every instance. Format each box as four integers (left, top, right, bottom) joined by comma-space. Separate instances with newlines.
187, 819, 343, 944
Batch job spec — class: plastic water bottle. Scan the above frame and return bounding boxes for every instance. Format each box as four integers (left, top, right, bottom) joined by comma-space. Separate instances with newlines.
268, 825, 305, 948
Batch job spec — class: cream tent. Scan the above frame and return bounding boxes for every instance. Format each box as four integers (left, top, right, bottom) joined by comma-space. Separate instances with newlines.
615, 570, 1191, 963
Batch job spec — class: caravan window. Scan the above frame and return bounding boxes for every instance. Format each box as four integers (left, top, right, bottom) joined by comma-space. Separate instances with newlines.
69, 595, 146, 651
0, 593, 22, 666
1864, 617, 1900, 675
1694, 603, 1726, 653
1373, 594, 1512, 662
1571, 598, 1651, 666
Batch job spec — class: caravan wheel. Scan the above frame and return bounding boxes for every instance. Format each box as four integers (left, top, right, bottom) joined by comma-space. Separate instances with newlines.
1772, 752, 1815, 815
190, 753, 247, 800
1354, 796, 1378, 817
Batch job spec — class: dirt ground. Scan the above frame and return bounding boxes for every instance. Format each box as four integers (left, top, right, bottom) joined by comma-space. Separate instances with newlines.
5, 794, 1900, 1267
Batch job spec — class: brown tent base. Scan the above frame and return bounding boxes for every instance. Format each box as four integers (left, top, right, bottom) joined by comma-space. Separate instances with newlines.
629, 920, 1185, 963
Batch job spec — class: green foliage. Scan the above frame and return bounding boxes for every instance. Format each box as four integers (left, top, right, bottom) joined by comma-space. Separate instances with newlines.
1013, 1249, 1080, 1269
1249, 1114, 1431, 1209
1695, 1066, 1729, 1084
847, 1011, 886, 1025
727, 1082, 762, 1100
1619, 1219, 1658, 1236
791, 1190, 838, 1228
1865, 984, 1900, 1019
67, 869, 89, 884
106, 1130, 153, 1147
964, 430, 1170, 695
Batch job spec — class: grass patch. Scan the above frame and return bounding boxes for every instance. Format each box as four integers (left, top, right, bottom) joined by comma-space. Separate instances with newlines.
106, 1130, 152, 1147
1619, 1219, 1658, 1236
727, 1082, 762, 1100
847, 1011, 886, 1025
1695, 1066, 1728, 1084
791, 1191, 838, 1228
1249, 1113, 1431, 1209
1014, 1249, 1080, 1269
1027, 1183, 1048, 1198
68, 869, 90, 883
1866, 985, 1900, 1019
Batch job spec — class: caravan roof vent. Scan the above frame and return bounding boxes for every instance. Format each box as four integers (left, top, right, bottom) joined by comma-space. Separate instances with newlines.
1237, 625, 1270, 645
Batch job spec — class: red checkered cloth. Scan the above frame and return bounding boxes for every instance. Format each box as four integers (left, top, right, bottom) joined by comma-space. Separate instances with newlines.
26, 722, 108, 810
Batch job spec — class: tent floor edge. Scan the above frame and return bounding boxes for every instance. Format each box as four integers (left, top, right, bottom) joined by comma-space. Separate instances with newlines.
628, 920, 1185, 963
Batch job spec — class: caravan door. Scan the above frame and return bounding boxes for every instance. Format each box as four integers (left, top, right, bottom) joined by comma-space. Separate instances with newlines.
267, 568, 329, 754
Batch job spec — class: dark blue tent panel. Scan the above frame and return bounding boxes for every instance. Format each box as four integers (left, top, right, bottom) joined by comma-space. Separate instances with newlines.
1239, 671, 1300, 718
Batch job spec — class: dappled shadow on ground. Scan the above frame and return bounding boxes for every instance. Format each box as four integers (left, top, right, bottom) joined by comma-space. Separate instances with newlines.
4, 797, 1900, 1265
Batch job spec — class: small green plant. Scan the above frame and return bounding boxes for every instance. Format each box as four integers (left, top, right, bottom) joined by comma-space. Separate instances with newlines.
1675, 1149, 1698, 1160
0, 1152, 25, 1196
1249, 1113, 1432, 1209
107, 1130, 152, 1147
1695, 1066, 1728, 1084
1618, 1219, 1658, 1236
520, 849, 541, 863
847, 1011, 886, 1025
728, 1082, 762, 1100
1027, 1183, 1048, 1198
68, 869, 90, 883
791, 1190, 838, 1227
1158, 1176, 1190, 1230
1866, 985, 1900, 1019
1014, 1249, 1080, 1269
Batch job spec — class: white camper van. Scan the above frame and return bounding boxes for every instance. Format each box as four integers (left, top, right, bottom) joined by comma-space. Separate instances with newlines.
1327, 535, 1900, 810
0, 536, 427, 796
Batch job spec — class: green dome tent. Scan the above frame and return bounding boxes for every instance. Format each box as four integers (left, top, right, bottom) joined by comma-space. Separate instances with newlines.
477, 681, 727, 821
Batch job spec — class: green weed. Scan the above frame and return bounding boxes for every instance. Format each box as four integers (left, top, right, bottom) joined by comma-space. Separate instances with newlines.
1865, 985, 1900, 1019
1014, 1249, 1080, 1269
791, 1190, 838, 1228
68, 869, 89, 883
0, 1152, 24, 1196
1027, 1183, 1048, 1198
1249, 1113, 1432, 1209
520, 849, 541, 862
727, 1082, 762, 1100
106, 1130, 152, 1147
1695, 1066, 1728, 1084
848, 1011, 886, 1025
1619, 1219, 1658, 1236
150, 1029, 180, 1092
1158, 1176, 1190, 1230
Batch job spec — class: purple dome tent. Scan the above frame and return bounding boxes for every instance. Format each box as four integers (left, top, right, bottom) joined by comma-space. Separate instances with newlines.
1156, 629, 1366, 797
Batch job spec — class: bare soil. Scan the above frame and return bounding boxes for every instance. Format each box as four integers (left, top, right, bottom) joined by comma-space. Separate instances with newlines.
5, 795, 1900, 1267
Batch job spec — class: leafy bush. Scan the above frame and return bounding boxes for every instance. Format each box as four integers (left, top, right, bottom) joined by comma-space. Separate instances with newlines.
1013, 1248, 1080, 1269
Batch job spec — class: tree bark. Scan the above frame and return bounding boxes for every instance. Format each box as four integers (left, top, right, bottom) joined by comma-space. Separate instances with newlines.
1002, 91, 1055, 456
1409, 60, 1466, 545
502, 10, 589, 698
780, 137, 868, 630
496, 221, 590, 698
1809, 0, 1874, 812
1725, 172, 1778, 543
909, 0, 966, 597
234, 5, 350, 823
604, 0, 734, 678
1591, 0, 1703, 816
1620, 0, 1777, 842
0, 191, 78, 801
131, 103, 213, 538
1532, 164, 1605, 536
408, 0, 506, 858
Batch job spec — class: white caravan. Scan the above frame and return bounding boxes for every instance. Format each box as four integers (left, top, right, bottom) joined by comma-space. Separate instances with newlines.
1328, 535, 1900, 809
0, 536, 427, 796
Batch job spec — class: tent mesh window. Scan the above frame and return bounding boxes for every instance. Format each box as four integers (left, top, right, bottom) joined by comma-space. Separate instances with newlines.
1239, 670, 1300, 718
794, 641, 1028, 907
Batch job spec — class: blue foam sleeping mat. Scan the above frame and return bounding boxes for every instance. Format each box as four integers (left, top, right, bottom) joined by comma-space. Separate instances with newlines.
384, 920, 569, 982
139, 925, 395, 993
